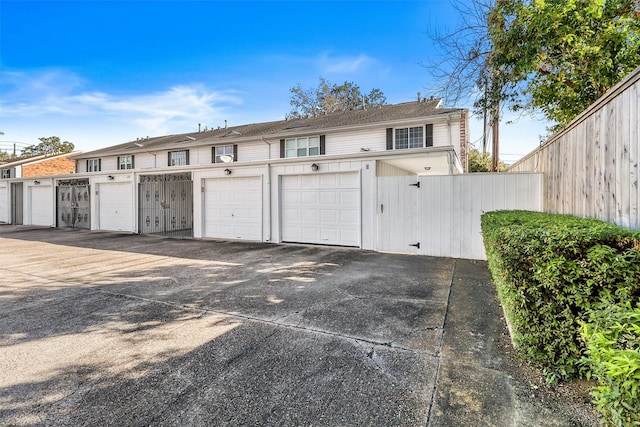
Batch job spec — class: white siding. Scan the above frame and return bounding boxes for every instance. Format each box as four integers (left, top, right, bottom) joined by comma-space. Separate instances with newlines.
0, 183, 8, 223
100, 157, 118, 171
134, 153, 158, 169
238, 141, 270, 162
376, 161, 413, 177
326, 129, 386, 155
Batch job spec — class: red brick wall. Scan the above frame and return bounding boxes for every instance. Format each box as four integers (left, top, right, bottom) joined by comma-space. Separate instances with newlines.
22, 156, 76, 177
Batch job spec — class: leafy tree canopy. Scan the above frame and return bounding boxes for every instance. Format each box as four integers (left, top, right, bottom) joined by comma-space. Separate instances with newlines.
0, 150, 15, 161
427, 0, 639, 131
468, 148, 508, 172
483, 0, 640, 128
21, 136, 74, 157
288, 77, 386, 119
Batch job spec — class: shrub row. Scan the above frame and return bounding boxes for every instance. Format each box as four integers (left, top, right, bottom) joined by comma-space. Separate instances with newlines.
480, 210, 640, 383
580, 303, 640, 426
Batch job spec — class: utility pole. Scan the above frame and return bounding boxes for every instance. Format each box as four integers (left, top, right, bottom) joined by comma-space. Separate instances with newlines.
491, 104, 500, 172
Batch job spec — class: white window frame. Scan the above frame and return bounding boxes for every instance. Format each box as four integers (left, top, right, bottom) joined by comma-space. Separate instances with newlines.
1, 169, 11, 179
394, 126, 424, 149
285, 136, 320, 158
169, 150, 189, 166
118, 155, 134, 170
213, 145, 235, 163
87, 159, 101, 172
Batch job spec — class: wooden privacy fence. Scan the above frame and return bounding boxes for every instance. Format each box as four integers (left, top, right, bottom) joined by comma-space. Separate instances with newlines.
510, 66, 640, 230
377, 173, 543, 260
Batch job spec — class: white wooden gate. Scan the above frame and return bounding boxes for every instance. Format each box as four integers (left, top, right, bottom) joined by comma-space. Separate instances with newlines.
376, 173, 543, 260
377, 176, 420, 254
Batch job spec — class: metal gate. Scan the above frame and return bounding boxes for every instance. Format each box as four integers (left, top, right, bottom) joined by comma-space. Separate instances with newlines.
57, 178, 90, 229
11, 182, 23, 225
139, 172, 193, 236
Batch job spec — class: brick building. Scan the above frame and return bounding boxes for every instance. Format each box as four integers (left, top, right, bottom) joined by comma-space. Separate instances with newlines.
0, 152, 79, 179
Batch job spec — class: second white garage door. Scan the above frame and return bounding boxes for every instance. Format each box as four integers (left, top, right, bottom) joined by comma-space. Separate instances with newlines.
281, 172, 360, 247
203, 176, 263, 241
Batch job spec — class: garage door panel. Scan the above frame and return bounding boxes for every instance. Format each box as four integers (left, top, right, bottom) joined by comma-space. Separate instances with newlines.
320, 210, 338, 223
204, 177, 262, 241
281, 172, 360, 247
300, 191, 317, 204
341, 209, 359, 223
319, 174, 338, 186
320, 192, 338, 204
320, 228, 338, 241
99, 183, 133, 232
30, 186, 53, 226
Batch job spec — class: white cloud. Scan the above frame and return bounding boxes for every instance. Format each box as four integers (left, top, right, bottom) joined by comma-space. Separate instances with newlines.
0, 69, 243, 137
319, 52, 375, 74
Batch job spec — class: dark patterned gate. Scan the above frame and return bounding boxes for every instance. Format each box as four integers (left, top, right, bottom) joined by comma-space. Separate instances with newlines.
139, 173, 193, 236
57, 178, 91, 229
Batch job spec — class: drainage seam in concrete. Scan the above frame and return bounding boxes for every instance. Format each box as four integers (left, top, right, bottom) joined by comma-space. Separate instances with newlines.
425, 258, 456, 427
95, 286, 439, 356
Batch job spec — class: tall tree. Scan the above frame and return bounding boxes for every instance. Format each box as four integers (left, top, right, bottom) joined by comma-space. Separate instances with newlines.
425, 0, 500, 164
21, 136, 74, 157
427, 0, 640, 164
288, 77, 386, 119
485, 0, 640, 129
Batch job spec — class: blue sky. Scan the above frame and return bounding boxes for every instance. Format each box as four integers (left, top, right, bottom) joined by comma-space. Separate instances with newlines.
0, 0, 548, 163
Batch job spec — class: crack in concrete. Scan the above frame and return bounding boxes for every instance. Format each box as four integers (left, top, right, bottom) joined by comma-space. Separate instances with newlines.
94, 287, 437, 356
426, 259, 456, 427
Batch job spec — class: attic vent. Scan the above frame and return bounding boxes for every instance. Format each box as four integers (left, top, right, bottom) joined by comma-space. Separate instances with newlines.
177, 135, 196, 143
224, 130, 241, 137
286, 121, 307, 129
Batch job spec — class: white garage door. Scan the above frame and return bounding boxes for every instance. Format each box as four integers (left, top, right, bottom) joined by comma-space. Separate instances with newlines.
203, 176, 263, 241
29, 185, 54, 226
281, 172, 360, 247
98, 182, 134, 232
0, 185, 7, 223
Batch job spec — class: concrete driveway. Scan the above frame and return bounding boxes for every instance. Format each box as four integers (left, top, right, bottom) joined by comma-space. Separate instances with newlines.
0, 227, 596, 426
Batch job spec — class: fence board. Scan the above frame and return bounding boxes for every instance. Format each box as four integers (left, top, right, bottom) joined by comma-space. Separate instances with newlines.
510, 67, 640, 231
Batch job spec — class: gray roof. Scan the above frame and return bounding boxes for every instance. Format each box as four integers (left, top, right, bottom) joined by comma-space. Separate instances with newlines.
1, 152, 80, 167
73, 100, 464, 159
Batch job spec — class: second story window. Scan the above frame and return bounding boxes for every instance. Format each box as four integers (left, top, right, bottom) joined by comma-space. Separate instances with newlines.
118, 155, 134, 170
387, 124, 434, 150
395, 127, 423, 149
285, 136, 319, 157
213, 145, 237, 163
1, 168, 13, 179
168, 150, 189, 166
86, 159, 101, 172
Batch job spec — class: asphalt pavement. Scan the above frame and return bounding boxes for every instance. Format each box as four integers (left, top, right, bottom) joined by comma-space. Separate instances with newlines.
0, 226, 596, 426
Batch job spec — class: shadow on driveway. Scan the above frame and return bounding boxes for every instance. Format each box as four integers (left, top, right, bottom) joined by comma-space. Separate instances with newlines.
0, 226, 597, 426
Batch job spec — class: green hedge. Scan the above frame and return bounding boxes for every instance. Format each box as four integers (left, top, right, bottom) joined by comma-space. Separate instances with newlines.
481, 210, 640, 383
580, 303, 640, 426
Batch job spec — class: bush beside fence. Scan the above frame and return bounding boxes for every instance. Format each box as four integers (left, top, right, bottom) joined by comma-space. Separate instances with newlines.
481, 210, 640, 423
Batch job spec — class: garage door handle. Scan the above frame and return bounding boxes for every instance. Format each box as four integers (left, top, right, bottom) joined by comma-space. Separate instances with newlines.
380, 204, 384, 213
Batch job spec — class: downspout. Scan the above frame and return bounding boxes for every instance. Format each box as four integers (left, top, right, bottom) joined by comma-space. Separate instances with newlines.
447, 114, 452, 148
447, 115, 454, 174
261, 136, 273, 241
